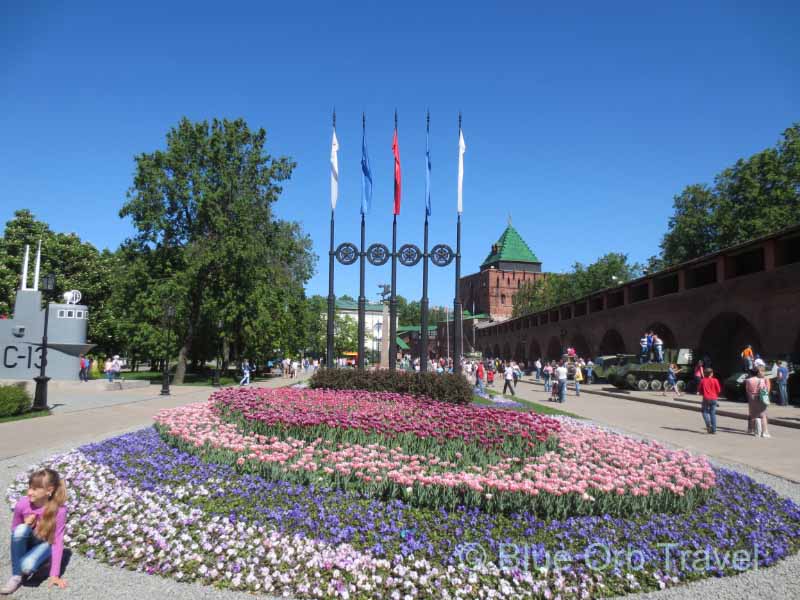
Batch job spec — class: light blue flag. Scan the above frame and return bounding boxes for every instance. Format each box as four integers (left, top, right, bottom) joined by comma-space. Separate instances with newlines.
425, 127, 431, 216
361, 128, 373, 215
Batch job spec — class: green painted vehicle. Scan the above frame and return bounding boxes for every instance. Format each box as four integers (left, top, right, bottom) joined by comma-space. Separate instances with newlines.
589, 354, 638, 385
613, 348, 694, 392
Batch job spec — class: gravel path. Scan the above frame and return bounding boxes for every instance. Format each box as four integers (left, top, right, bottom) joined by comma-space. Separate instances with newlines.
1, 423, 798, 599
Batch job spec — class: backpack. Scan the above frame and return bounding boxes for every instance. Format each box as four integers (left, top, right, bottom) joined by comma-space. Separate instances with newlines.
759, 380, 770, 406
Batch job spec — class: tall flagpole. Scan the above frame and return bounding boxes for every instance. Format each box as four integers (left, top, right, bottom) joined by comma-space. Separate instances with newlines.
326, 111, 337, 368
389, 110, 399, 371
357, 114, 367, 370
420, 111, 430, 372
454, 113, 464, 374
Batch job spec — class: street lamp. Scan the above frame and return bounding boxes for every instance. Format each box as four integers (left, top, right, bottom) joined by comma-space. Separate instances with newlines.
32, 273, 56, 411
212, 319, 222, 387
160, 304, 175, 396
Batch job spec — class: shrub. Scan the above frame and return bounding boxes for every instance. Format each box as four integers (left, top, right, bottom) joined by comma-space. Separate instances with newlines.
0, 384, 32, 418
309, 368, 473, 404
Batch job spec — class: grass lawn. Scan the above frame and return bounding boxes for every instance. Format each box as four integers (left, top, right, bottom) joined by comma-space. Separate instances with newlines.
0, 409, 51, 424
112, 371, 278, 387
472, 393, 582, 418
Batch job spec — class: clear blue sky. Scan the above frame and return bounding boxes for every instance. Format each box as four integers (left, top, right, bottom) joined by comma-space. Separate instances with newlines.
2, 1, 798, 307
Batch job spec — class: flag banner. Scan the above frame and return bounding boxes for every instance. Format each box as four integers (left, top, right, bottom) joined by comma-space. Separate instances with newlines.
330, 129, 339, 210
457, 129, 466, 214
392, 129, 401, 215
361, 127, 373, 215
425, 127, 431, 217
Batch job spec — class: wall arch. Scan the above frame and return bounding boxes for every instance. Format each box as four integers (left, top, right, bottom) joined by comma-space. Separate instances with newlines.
569, 333, 591, 358
493, 344, 501, 358
514, 341, 526, 362
529, 338, 542, 362
697, 312, 762, 378
546, 336, 562, 361
599, 329, 626, 355
502, 342, 512, 359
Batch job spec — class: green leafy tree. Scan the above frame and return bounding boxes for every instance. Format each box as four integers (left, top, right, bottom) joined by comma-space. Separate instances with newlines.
119, 117, 313, 383
333, 314, 358, 356
513, 253, 641, 316
660, 123, 800, 265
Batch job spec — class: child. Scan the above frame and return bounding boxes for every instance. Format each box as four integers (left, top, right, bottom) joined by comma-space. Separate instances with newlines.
2, 469, 68, 594
697, 367, 721, 434
487, 368, 495, 387
550, 372, 560, 402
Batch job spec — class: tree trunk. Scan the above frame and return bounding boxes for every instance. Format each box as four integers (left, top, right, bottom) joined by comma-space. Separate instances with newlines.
173, 338, 192, 384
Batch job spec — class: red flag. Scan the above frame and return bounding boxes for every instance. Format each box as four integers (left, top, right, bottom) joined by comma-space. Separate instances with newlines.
392, 128, 401, 215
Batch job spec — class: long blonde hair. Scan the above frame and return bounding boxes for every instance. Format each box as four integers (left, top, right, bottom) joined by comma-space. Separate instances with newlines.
28, 468, 67, 544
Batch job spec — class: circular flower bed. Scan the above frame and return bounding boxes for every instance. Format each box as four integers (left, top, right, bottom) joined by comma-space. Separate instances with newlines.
6, 387, 800, 599
155, 389, 715, 517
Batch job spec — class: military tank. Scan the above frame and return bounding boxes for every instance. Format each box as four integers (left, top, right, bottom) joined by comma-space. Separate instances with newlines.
588, 354, 638, 385
613, 348, 693, 392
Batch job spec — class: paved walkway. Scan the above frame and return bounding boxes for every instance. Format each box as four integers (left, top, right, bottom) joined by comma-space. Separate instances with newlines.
511, 378, 800, 482
0, 373, 309, 461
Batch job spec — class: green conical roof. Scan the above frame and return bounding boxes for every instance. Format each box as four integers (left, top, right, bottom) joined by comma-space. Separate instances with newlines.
481, 225, 539, 267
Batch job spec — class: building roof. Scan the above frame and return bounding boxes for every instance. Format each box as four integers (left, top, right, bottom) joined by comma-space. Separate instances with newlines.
397, 324, 438, 333
481, 224, 539, 267
335, 298, 386, 313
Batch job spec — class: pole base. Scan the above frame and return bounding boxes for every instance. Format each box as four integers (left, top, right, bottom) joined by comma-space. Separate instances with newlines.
32, 376, 51, 411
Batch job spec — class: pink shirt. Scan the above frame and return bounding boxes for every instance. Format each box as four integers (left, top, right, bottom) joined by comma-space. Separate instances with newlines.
11, 497, 67, 578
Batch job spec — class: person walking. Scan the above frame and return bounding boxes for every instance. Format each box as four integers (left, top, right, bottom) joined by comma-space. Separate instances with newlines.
697, 367, 721, 434
573, 363, 583, 397
111, 356, 122, 381
240, 360, 251, 385
556, 361, 568, 403
745, 368, 771, 437
585, 359, 594, 385
543, 362, 553, 393
534, 358, 542, 381
103, 357, 112, 382
776, 361, 789, 406
502, 363, 515, 396
475, 361, 486, 394
692, 360, 704, 394
78, 354, 88, 382
663, 363, 683, 397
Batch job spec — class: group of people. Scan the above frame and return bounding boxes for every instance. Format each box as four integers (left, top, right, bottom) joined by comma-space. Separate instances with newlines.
639, 331, 665, 363
75, 355, 122, 382
239, 357, 318, 385
696, 364, 773, 437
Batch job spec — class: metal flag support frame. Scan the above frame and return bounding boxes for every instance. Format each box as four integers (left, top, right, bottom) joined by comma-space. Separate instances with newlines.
331, 111, 455, 371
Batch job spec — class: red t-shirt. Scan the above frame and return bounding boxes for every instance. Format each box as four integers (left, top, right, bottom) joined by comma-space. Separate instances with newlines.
698, 376, 721, 401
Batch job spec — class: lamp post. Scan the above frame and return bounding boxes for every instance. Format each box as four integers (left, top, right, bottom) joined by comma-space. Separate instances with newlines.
212, 319, 222, 387
32, 272, 56, 411
160, 304, 175, 396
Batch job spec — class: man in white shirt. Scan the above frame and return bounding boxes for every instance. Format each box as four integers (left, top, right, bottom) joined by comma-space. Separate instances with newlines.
534, 358, 542, 380
556, 362, 568, 403
503, 363, 515, 395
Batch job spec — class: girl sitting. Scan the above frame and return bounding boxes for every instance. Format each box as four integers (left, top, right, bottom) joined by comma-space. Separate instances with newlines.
2, 468, 68, 594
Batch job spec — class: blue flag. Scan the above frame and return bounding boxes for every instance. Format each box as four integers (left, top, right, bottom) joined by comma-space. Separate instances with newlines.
361, 128, 373, 215
425, 128, 431, 216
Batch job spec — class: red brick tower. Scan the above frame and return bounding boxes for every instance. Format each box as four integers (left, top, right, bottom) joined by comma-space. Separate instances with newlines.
459, 223, 544, 319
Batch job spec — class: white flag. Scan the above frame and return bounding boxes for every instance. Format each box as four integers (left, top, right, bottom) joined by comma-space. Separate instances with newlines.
457, 129, 466, 214
330, 130, 339, 210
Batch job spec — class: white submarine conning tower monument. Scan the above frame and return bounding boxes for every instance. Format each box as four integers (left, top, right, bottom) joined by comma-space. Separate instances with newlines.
0, 242, 94, 381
